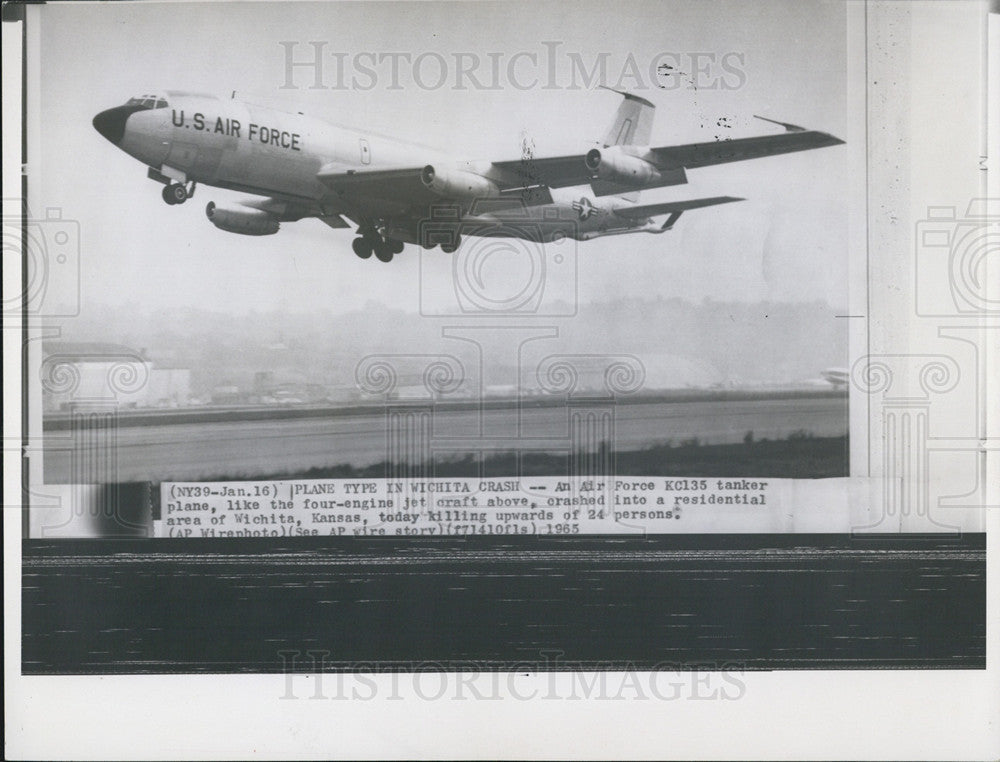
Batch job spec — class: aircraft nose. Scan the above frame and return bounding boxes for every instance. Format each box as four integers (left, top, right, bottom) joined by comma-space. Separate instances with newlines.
92, 106, 133, 144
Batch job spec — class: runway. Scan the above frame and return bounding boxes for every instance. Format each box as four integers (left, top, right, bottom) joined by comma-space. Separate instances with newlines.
42, 392, 847, 484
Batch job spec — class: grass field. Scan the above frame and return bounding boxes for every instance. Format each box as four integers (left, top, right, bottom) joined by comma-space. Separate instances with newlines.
261, 433, 849, 481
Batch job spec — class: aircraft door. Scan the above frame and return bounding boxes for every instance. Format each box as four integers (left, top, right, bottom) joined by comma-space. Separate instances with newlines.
150, 112, 172, 166
167, 133, 223, 179
167, 141, 199, 168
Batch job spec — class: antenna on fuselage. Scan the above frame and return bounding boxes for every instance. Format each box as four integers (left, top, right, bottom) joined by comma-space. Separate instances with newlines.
231, 90, 236, 99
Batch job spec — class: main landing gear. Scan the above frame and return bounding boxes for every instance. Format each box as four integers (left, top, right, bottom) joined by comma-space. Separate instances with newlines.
161, 181, 196, 206
418, 232, 462, 253
352, 231, 405, 262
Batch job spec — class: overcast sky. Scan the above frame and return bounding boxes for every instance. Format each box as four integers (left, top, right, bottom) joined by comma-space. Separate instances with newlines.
35, 0, 849, 317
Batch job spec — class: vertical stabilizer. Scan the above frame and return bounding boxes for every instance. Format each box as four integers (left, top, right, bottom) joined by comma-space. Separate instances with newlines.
600, 87, 655, 147
597, 88, 656, 201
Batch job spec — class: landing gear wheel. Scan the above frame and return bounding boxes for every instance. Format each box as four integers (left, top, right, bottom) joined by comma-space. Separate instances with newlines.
373, 241, 394, 263
389, 238, 405, 255
163, 183, 188, 205
440, 242, 457, 254
352, 237, 373, 259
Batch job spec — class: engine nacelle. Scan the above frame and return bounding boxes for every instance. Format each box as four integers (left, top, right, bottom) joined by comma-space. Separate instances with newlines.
205, 201, 280, 236
421, 165, 500, 200
585, 148, 660, 187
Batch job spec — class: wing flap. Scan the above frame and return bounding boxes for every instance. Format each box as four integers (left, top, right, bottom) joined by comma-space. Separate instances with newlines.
490, 156, 594, 189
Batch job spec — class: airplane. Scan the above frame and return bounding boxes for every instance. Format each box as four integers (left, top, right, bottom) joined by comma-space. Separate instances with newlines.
93, 89, 844, 262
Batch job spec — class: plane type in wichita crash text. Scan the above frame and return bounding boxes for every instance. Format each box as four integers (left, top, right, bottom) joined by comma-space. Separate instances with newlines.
93, 89, 844, 263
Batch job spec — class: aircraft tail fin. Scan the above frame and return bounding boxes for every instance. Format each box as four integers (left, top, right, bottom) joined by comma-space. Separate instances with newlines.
600, 87, 655, 147
598, 88, 656, 202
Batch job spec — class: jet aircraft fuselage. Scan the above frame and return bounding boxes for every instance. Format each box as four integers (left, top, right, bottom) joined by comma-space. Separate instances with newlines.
94, 90, 843, 262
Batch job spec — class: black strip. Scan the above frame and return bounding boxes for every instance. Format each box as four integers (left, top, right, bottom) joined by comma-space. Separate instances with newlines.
22, 534, 985, 674
2, 2, 41, 24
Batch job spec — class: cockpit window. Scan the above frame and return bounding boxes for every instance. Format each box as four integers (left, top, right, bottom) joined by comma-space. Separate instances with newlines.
125, 95, 168, 109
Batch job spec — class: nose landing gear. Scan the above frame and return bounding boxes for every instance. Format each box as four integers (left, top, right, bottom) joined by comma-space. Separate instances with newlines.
161, 181, 196, 206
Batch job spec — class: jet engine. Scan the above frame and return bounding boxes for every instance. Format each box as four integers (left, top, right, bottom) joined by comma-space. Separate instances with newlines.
421, 165, 500, 200
205, 201, 280, 236
584, 148, 661, 187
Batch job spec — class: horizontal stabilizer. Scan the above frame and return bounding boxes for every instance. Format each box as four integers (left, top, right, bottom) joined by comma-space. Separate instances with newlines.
614, 195, 744, 219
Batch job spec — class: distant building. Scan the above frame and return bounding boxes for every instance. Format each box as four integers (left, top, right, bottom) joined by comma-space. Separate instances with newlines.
210, 385, 243, 405
147, 367, 191, 407
253, 371, 275, 393
42, 341, 191, 412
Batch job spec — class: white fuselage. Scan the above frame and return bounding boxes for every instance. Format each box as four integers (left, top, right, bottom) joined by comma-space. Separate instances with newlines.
121, 95, 439, 201
112, 92, 661, 241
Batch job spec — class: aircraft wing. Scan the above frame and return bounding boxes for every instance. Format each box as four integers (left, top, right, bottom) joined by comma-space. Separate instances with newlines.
317, 166, 434, 206
316, 214, 352, 229
648, 122, 844, 171
492, 117, 843, 190
317, 164, 556, 209
489, 155, 595, 190
239, 195, 352, 227
314, 117, 842, 205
